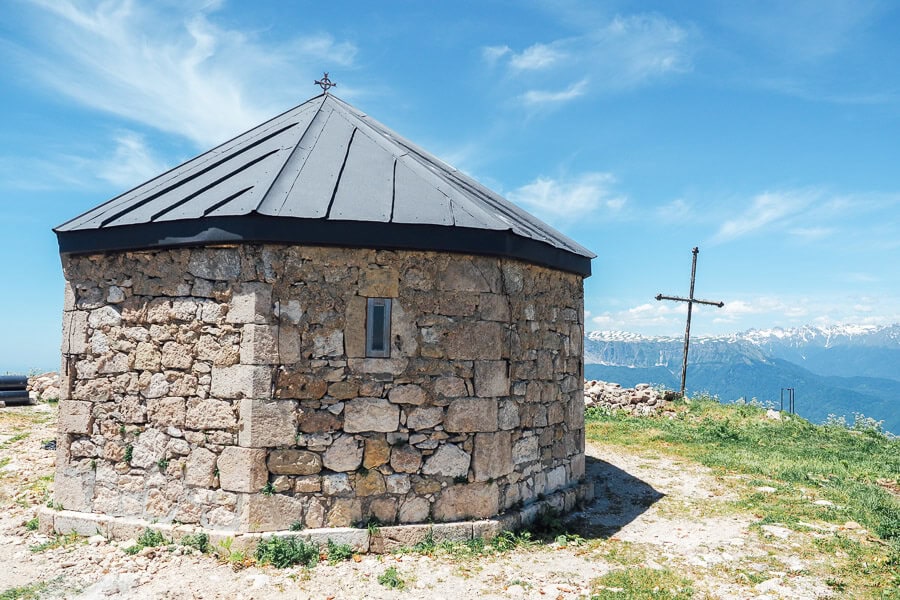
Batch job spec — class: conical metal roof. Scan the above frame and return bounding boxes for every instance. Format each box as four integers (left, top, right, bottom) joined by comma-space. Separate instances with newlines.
55, 94, 594, 276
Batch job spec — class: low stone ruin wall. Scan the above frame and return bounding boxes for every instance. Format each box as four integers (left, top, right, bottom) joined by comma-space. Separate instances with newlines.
583, 380, 677, 416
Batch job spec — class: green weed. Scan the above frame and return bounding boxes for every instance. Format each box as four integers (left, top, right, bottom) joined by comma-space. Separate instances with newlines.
325, 539, 354, 564
255, 536, 319, 568
378, 566, 405, 589
590, 567, 694, 599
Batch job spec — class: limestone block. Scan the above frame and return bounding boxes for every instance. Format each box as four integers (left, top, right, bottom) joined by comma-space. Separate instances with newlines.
242, 493, 305, 532
277, 371, 328, 400
239, 325, 279, 364
147, 396, 186, 428
421, 443, 470, 478
130, 428, 169, 469
436, 260, 494, 293
59, 400, 92, 434
433, 522, 473, 543
433, 483, 499, 521
322, 473, 352, 495
134, 341, 161, 370
444, 398, 498, 432
358, 266, 399, 297
298, 409, 342, 433
498, 400, 520, 430
473, 432, 513, 482
344, 398, 399, 433
344, 295, 367, 358
98, 352, 130, 374
267, 449, 322, 475
398, 498, 430, 524
322, 434, 363, 472
88, 306, 122, 328
54, 471, 94, 512
218, 447, 268, 493
140, 372, 170, 399
326, 498, 362, 527
347, 358, 408, 376
405, 406, 443, 430
390, 444, 422, 473
312, 330, 344, 358
370, 497, 398, 525
226, 282, 271, 324
188, 248, 241, 281
546, 466, 568, 493
355, 470, 386, 496
159, 341, 192, 370
433, 376, 467, 398
474, 360, 509, 397
185, 398, 236, 430
306, 527, 370, 553
210, 364, 271, 399
238, 398, 297, 447
277, 327, 301, 363
445, 321, 504, 360
328, 381, 359, 400
295, 475, 322, 493
388, 384, 427, 405
478, 293, 510, 322
385, 474, 411, 494
363, 438, 391, 469
184, 447, 218, 488
512, 435, 539, 465
61, 311, 88, 354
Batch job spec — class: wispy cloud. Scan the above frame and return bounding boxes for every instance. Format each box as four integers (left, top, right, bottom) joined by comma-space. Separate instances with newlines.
509, 42, 567, 71
484, 11, 693, 107
520, 79, 588, 106
508, 172, 626, 223
95, 131, 171, 189
11, 0, 357, 147
710, 189, 820, 244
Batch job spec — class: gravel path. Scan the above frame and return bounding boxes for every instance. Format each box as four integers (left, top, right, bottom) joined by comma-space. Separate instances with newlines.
1, 403, 837, 599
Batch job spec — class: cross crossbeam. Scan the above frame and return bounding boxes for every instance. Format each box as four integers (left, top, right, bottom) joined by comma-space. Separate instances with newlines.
656, 247, 724, 398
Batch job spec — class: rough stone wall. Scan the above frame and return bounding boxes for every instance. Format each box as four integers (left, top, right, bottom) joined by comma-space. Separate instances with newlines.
56, 245, 585, 532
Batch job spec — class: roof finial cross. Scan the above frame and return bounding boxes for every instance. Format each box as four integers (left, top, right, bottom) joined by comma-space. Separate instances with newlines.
315, 72, 336, 94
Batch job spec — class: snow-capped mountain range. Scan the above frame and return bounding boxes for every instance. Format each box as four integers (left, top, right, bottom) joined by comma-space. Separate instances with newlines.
584, 324, 900, 434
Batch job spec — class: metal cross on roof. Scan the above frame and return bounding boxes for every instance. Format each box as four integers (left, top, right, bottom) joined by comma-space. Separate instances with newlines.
315, 72, 336, 93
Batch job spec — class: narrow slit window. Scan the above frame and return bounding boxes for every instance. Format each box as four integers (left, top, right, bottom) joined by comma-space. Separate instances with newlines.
366, 298, 392, 358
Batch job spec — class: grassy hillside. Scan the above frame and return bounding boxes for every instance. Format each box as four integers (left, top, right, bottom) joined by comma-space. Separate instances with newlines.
585, 397, 900, 598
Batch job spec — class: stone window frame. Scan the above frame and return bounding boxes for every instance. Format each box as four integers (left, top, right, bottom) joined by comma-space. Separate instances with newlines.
365, 297, 392, 358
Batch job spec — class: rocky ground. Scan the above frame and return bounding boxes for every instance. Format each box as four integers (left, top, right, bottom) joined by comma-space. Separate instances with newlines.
1, 400, 846, 599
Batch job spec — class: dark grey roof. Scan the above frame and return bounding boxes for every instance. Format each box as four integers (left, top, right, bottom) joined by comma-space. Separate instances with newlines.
55, 94, 594, 276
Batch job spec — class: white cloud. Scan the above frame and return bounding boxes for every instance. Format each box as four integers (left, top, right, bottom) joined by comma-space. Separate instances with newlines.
95, 132, 171, 189
15, 0, 357, 148
509, 43, 567, 71
508, 172, 626, 221
484, 11, 693, 107
520, 78, 589, 106
711, 189, 819, 243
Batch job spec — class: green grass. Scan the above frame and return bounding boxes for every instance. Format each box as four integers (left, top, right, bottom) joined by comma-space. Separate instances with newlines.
123, 528, 168, 555
586, 396, 900, 597
0, 581, 49, 600
29, 532, 81, 553
590, 567, 694, 599
394, 529, 538, 560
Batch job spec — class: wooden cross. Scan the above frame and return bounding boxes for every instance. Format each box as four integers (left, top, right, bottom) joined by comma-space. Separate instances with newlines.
656, 247, 724, 398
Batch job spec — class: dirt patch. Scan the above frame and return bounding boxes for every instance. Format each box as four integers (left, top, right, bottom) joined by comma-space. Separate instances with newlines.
1, 404, 840, 599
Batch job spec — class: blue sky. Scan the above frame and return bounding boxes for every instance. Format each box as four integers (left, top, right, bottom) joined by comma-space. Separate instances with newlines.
2, 0, 899, 371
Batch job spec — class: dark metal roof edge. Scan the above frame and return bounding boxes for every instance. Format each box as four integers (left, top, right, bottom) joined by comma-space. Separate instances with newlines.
56, 215, 592, 277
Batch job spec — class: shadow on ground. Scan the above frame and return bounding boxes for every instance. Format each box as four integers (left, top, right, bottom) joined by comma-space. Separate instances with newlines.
568, 455, 665, 538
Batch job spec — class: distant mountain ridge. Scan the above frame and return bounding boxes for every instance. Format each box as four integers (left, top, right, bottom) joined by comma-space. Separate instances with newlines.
584, 324, 900, 434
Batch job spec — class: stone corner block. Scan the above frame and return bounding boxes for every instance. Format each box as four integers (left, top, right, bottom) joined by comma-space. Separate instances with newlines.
239, 324, 280, 365
58, 400, 93, 434
241, 493, 305, 532
226, 282, 272, 324
211, 364, 272, 399
218, 447, 268, 493
238, 398, 297, 447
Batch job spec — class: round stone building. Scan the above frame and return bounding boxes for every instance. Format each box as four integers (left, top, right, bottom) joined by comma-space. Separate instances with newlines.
46, 93, 595, 548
